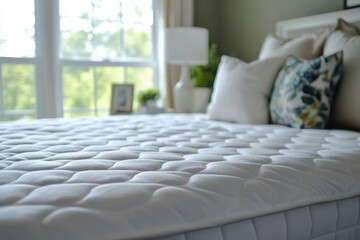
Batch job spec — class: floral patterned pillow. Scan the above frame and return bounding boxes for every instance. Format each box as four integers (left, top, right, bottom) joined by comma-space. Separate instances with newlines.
270, 51, 343, 129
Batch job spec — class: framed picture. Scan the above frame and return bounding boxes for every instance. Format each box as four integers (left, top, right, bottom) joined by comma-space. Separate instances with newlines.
344, 0, 360, 8
110, 84, 134, 114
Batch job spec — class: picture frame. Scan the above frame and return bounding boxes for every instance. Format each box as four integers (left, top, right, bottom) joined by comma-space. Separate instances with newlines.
110, 84, 134, 115
344, 0, 360, 9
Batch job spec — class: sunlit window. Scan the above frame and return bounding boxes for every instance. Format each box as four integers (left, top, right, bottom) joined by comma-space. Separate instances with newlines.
60, 0, 156, 117
0, 0, 157, 120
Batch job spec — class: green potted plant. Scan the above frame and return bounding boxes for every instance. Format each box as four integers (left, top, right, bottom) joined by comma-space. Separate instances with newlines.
138, 88, 160, 107
190, 43, 220, 112
137, 88, 163, 114
191, 43, 221, 88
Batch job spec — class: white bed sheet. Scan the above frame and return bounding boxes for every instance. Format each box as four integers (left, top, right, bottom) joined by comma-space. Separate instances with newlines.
0, 114, 360, 240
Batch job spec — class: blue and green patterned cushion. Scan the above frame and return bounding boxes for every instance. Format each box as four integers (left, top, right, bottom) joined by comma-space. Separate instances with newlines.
269, 51, 343, 129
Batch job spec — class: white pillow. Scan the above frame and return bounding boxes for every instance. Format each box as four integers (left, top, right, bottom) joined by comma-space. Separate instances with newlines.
207, 55, 285, 124
324, 19, 360, 130
259, 32, 329, 60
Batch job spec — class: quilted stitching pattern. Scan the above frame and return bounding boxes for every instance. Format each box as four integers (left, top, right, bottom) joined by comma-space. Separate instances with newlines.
0, 114, 360, 240
159, 196, 360, 240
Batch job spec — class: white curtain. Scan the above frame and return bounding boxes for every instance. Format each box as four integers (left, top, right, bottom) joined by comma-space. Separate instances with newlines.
156, 0, 194, 109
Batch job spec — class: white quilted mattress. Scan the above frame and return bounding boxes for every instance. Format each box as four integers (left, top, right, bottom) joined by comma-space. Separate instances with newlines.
0, 114, 360, 240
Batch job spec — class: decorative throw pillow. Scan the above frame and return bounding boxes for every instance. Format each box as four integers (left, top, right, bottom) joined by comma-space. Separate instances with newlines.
259, 34, 313, 60
324, 18, 360, 130
258, 32, 329, 60
207, 55, 285, 124
269, 52, 343, 129
335, 18, 360, 35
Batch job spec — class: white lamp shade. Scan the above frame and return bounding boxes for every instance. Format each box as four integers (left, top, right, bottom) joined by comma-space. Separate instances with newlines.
165, 27, 209, 65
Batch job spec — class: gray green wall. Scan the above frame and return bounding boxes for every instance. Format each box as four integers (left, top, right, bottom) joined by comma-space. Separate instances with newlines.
194, 0, 343, 62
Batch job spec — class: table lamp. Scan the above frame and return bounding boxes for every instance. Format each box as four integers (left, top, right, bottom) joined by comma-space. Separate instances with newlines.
165, 27, 209, 113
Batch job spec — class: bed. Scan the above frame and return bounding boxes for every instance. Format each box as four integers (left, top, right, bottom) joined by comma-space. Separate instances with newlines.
1, 9, 360, 240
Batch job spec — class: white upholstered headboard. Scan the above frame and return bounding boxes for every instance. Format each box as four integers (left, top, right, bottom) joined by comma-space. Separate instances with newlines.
276, 8, 360, 38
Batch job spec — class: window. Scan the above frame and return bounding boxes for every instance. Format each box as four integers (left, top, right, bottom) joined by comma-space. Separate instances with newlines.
0, 0, 157, 120
0, 0, 36, 120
